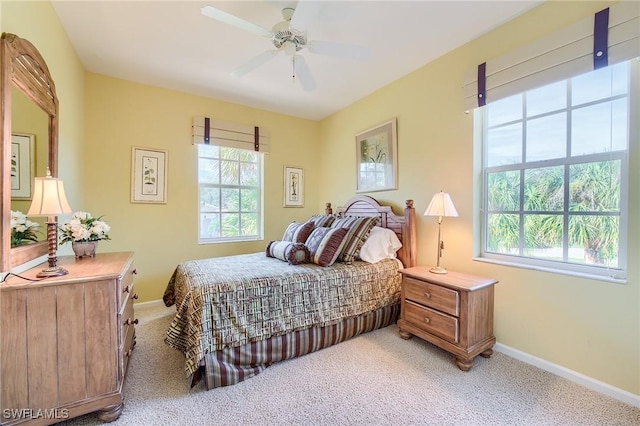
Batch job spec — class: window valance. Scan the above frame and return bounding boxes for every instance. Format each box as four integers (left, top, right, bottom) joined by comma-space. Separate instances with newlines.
192, 116, 269, 153
462, 1, 639, 111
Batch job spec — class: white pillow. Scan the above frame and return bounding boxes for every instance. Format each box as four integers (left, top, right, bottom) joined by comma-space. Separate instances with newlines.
358, 226, 402, 263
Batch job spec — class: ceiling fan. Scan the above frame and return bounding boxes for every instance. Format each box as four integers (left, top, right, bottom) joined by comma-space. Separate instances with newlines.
201, 3, 370, 91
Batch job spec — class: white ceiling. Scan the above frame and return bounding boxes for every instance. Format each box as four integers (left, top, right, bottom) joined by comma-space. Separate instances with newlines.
51, 0, 541, 121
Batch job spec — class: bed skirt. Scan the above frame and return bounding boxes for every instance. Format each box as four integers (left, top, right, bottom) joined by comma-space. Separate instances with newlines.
191, 303, 400, 390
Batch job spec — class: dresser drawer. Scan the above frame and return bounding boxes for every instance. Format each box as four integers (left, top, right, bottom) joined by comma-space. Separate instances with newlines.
119, 293, 136, 380
404, 300, 459, 344
121, 320, 136, 379
119, 263, 136, 308
120, 291, 134, 320
404, 277, 460, 317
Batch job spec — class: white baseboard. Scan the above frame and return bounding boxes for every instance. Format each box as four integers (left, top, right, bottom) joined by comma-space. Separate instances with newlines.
494, 343, 640, 408
133, 299, 167, 309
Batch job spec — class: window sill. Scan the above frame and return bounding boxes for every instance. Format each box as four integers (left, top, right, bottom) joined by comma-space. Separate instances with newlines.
472, 257, 627, 285
199, 237, 263, 245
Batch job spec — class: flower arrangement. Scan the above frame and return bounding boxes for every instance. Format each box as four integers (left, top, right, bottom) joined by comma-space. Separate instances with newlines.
10, 210, 40, 247
59, 211, 111, 245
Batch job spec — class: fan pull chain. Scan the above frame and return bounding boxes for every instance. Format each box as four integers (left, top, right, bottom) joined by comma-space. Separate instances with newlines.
292, 55, 296, 85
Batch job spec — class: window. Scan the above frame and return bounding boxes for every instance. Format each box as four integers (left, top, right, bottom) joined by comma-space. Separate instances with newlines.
480, 60, 636, 281
198, 144, 262, 243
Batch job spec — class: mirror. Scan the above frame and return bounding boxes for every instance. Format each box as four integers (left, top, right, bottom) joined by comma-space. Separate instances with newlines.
1, 33, 59, 271
11, 87, 49, 242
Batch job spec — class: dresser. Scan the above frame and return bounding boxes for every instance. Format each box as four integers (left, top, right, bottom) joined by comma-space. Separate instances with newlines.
1, 252, 137, 425
398, 266, 497, 371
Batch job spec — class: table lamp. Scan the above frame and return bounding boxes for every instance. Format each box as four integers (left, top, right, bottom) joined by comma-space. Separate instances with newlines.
424, 191, 458, 274
27, 168, 73, 277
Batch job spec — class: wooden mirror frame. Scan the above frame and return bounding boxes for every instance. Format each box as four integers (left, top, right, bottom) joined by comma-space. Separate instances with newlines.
1, 33, 59, 272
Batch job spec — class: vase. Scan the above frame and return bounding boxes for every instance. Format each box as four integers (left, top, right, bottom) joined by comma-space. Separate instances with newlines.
72, 241, 98, 259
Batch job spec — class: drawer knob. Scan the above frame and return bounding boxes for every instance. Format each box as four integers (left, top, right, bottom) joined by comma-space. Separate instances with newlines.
126, 349, 132, 357
132, 268, 138, 275
124, 285, 131, 293
124, 318, 139, 326
424, 317, 431, 324
132, 293, 139, 300
424, 292, 431, 299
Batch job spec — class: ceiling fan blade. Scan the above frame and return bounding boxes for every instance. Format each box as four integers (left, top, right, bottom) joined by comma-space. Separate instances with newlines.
307, 40, 370, 61
201, 6, 273, 38
294, 55, 316, 92
231, 50, 280, 78
289, 0, 322, 32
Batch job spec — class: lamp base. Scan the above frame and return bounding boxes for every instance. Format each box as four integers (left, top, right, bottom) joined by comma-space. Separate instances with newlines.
429, 266, 448, 274
36, 266, 69, 278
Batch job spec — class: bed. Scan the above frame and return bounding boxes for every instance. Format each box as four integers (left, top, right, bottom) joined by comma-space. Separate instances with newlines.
163, 195, 417, 389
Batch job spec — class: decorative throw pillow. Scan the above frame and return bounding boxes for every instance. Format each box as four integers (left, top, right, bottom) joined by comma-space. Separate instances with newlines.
358, 226, 403, 263
329, 216, 379, 264
304, 227, 349, 267
266, 240, 310, 265
282, 221, 314, 243
306, 214, 337, 228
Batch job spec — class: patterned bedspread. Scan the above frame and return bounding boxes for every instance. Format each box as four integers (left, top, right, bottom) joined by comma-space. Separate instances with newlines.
163, 252, 402, 377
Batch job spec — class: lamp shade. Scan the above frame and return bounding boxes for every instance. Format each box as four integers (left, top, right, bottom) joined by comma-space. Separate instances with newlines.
27, 173, 72, 217
424, 191, 458, 218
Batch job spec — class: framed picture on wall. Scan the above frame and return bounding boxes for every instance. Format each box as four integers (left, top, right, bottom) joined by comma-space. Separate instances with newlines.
131, 147, 167, 203
355, 119, 397, 193
283, 166, 304, 207
11, 133, 35, 200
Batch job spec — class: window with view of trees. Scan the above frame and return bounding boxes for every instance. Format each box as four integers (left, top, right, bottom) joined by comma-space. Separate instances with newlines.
481, 60, 636, 280
198, 144, 262, 243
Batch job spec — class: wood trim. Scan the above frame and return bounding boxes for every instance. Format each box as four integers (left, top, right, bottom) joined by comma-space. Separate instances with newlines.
1, 32, 59, 272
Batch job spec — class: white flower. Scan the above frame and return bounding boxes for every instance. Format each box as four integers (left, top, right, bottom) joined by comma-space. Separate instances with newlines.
59, 211, 111, 244
90, 220, 110, 235
11, 210, 28, 228
10, 210, 39, 247
72, 211, 92, 221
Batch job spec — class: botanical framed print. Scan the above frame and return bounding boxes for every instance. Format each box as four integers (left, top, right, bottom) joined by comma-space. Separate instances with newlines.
131, 147, 167, 203
283, 166, 304, 207
355, 119, 397, 192
11, 133, 35, 199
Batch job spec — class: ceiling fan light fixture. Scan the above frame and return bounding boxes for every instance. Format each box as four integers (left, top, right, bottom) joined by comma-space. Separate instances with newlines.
284, 41, 297, 56
202, 4, 365, 92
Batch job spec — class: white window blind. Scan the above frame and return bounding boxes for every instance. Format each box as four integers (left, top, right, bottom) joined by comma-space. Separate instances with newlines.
462, 1, 639, 112
192, 116, 270, 153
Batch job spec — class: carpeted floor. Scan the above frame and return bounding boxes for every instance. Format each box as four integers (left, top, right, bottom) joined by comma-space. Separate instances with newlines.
60, 302, 639, 426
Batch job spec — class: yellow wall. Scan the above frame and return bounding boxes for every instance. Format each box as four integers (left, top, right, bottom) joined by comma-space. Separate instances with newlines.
2, 0, 638, 399
83, 73, 320, 303
318, 1, 639, 396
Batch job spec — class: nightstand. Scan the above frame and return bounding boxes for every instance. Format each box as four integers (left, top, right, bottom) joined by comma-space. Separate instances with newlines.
398, 266, 497, 371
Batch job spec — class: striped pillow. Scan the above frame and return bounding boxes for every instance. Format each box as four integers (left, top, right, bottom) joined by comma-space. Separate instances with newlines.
307, 214, 337, 228
266, 241, 310, 265
330, 216, 379, 264
282, 221, 314, 243
304, 227, 349, 267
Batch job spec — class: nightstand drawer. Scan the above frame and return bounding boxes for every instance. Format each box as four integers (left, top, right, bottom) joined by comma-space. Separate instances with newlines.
404, 300, 459, 344
404, 277, 460, 317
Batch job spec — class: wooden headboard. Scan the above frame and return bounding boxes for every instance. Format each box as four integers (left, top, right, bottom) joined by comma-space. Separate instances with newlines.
326, 195, 417, 268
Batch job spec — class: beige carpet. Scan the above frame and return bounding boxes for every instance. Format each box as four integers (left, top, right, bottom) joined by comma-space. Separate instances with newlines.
61, 303, 639, 426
